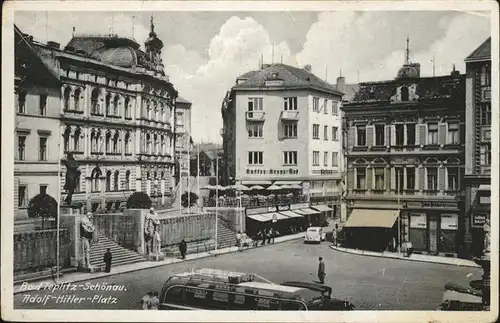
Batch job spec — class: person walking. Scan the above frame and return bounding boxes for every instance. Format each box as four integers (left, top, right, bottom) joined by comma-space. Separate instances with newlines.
103, 248, 112, 273
318, 257, 326, 284
236, 231, 242, 251
149, 292, 160, 310
141, 292, 152, 310
332, 224, 338, 246
179, 239, 187, 259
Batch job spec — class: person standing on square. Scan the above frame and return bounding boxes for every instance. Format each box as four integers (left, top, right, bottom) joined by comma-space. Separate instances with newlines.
318, 257, 326, 284
103, 248, 112, 273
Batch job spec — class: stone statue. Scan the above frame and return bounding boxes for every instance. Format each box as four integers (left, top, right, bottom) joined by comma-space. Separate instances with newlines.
80, 212, 96, 270
144, 207, 160, 255
153, 227, 163, 256
63, 152, 81, 205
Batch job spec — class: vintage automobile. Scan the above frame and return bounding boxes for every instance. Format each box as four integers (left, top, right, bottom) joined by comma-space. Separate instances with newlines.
304, 227, 325, 243
280, 281, 355, 310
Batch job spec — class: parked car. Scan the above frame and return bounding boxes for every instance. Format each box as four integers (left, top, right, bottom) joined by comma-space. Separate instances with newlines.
304, 227, 325, 244
281, 281, 355, 310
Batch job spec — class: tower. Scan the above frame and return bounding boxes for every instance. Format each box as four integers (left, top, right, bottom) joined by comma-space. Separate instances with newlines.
144, 16, 164, 74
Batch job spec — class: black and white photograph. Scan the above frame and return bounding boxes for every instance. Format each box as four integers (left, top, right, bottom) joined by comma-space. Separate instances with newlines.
1, 1, 498, 322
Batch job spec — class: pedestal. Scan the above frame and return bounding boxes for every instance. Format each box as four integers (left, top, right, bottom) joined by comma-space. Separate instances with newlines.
147, 254, 165, 261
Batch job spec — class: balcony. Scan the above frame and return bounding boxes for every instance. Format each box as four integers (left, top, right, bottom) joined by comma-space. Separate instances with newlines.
280, 110, 300, 121
481, 127, 491, 142
245, 111, 265, 121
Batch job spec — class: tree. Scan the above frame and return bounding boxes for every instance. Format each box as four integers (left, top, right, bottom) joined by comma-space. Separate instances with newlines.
126, 192, 152, 209
181, 191, 199, 208
27, 193, 58, 230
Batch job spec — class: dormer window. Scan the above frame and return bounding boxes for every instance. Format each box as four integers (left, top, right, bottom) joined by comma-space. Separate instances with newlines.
401, 86, 409, 101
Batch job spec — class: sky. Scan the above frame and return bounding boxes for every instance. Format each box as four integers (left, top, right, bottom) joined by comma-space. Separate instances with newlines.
15, 10, 491, 144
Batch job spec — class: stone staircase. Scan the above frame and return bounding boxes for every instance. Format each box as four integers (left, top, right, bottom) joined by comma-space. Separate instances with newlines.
216, 221, 237, 249
89, 234, 146, 270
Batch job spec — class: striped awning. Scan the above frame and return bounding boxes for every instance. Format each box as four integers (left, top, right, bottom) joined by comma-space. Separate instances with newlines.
311, 205, 333, 212
479, 185, 491, 191
294, 208, 320, 215
242, 180, 272, 185
274, 181, 303, 185
344, 209, 399, 228
260, 212, 289, 221
279, 210, 304, 218
247, 214, 271, 222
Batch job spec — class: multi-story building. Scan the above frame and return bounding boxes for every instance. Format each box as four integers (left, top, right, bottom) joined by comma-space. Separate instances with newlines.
221, 63, 345, 210
464, 37, 491, 256
174, 96, 193, 178
21, 18, 178, 212
342, 50, 466, 255
14, 26, 62, 222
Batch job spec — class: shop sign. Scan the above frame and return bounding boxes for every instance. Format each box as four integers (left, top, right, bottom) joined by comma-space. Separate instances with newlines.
410, 213, 427, 229
441, 214, 458, 230
422, 201, 457, 209
277, 205, 290, 211
472, 213, 488, 228
290, 203, 309, 210
406, 202, 422, 208
246, 207, 268, 216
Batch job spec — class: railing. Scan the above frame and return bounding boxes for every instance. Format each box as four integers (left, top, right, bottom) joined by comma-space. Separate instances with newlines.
13, 229, 71, 276
157, 213, 216, 247
202, 195, 309, 208
280, 110, 300, 120
245, 111, 265, 121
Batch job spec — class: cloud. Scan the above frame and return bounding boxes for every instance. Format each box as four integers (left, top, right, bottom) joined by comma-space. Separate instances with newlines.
163, 16, 293, 143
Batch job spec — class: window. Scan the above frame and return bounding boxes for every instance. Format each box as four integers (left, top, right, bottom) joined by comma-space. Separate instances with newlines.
312, 151, 320, 166
406, 168, 415, 190
283, 124, 297, 138
91, 88, 99, 114
18, 185, 27, 207
357, 126, 366, 146
283, 151, 297, 165
313, 124, 320, 139
113, 96, 120, 116
313, 97, 319, 112
146, 134, 152, 154
105, 132, 112, 153
39, 185, 47, 195
426, 167, 438, 191
124, 97, 130, 118
395, 168, 403, 192
39, 137, 48, 161
248, 97, 263, 111
18, 135, 26, 160
406, 124, 415, 145
324, 99, 328, 114
125, 170, 131, 190
374, 168, 384, 190
248, 151, 263, 165
124, 133, 130, 154
160, 135, 165, 155
427, 123, 438, 145
114, 170, 120, 191
324, 152, 328, 166
447, 168, 458, 191
375, 125, 385, 146
18, 90, 27, 114
74, 88, 82, 111
480, 65, 491, 86
63, 87, 71, 111
332, 127, 338, 141
332, 152, 338, 166
401, 86, 409, 101
39, 95, 47, 115
63, 128, 71, 152
105, 93, 112, 115
73, 128, 81, 151
283, 97, 297, 110
106, 171, 111, 191
448, 122, 459, 144
324, 126, 328, 140
356, 168, 366, 189
332, 101, 339, 115
395, 124, 404, 146
482, 143, 491, 166
248, 124, 263, 138
480, 104, 491, 126
112, 133, 120, 153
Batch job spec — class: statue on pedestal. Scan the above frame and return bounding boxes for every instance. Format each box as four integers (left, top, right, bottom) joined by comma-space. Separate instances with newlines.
80, 212, 96, 270
63, 152, 81, 206
144, 207, 160, 255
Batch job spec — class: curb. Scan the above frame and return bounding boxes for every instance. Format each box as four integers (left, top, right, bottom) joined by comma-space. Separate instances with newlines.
14, 233, 304, 295
329, 245, 481, 268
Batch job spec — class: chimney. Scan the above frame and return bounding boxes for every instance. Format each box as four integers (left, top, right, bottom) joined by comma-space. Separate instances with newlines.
46, 41, 61, 50
303, 64, 312, 72
451, 64, 460, 76
336, 76, 346, 93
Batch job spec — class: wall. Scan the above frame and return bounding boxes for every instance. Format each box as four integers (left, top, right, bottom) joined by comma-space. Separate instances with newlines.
204, 207, 245, 232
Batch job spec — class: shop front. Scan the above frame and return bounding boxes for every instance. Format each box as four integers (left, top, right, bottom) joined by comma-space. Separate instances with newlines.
470, 185, 491, 256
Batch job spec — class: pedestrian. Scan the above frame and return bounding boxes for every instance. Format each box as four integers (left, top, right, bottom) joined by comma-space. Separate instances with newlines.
391, 237, 397, 252
267, 228, 273, 244
236, 231, 242, 251
103, 248, 112, 273
333, 224, 338, 246
318, 257, 326, 284
141, 292, 152, 310
260, 229, 266, 246
179, 239, 187, 259
149, 292, 160, 310
406, 240, 413, 257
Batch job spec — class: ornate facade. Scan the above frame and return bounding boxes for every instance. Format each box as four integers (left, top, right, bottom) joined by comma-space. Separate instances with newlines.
28, 18, 178, 212
342, 54, 466, 255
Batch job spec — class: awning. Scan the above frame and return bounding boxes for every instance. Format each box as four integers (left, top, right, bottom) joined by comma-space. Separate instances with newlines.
479, 185, 491, 191
278, 210, 304, 218
344, 209, 399, 228
311, 205, 333, 212
274, 181, 302, 185
242, 180, 272, 185
294, 208, 320, 215
260, 212, 289, 221
247, 214, 271, 222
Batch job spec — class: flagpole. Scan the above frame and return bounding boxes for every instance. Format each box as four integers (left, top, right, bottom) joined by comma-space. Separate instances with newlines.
215, 147, 219, 255
56, 142, 61, 284
238, 157, 243, 233
179, 134, 182, 214
188, 136, 191, 215
197, 143, 200, 214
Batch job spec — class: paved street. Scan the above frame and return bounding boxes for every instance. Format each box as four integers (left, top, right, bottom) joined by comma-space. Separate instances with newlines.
14, 240, 481, 310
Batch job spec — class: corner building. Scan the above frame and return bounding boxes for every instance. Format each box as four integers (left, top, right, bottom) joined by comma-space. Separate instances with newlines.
342, 59, 466, 255
464, 38, 491, 256
30, 19, 178, 212
222, 64, 345, 210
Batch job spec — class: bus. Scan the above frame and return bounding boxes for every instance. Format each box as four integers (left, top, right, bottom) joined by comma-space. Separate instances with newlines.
158, 268, 355, 311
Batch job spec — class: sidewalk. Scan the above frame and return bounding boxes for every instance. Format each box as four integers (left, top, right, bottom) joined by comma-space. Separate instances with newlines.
330, 245, 481, 268
13, 232, 305, 294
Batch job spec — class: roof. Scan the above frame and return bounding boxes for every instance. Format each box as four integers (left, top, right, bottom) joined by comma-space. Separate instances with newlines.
233, 63, 343, 96
466, 37, 491, 62
176, 96, 192, 104
337, 83, 360, 102
349, 74, 464, 103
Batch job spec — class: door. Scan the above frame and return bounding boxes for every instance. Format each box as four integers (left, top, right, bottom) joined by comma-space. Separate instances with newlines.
428, 219, 438, 255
